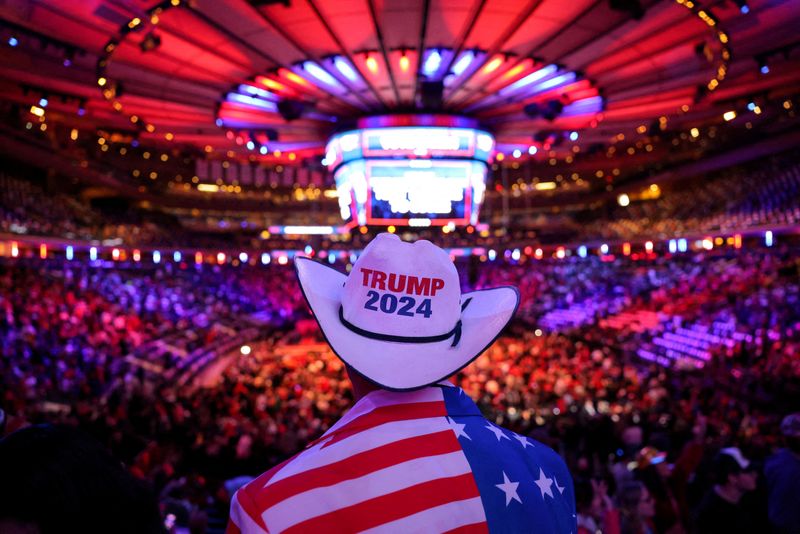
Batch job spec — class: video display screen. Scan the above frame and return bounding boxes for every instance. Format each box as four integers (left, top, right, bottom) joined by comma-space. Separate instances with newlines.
326, 125, 493, 227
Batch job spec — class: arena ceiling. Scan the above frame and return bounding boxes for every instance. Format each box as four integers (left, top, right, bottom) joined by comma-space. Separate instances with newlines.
0, 0, 799, 212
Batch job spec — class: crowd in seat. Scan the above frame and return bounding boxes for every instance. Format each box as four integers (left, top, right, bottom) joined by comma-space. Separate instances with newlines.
1, 242, 798, 532
591, 159, 800, 241
3, 155, 800, 255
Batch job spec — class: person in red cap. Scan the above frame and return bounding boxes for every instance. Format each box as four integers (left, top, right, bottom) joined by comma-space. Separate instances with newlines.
227, 234, 576, 533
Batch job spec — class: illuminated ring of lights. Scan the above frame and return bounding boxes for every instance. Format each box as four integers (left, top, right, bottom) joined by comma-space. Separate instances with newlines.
673, 0, 733, 105
95, 0, 185, 136
216, 52, 605, 161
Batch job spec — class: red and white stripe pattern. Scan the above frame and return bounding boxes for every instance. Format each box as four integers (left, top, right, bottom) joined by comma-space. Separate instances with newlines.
226, 386, 488, 533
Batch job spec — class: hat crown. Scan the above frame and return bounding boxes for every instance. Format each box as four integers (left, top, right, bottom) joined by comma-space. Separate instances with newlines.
342, 233, 461, 338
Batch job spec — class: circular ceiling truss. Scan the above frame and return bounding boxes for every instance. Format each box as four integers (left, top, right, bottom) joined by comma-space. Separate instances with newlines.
92, 0, 734, 165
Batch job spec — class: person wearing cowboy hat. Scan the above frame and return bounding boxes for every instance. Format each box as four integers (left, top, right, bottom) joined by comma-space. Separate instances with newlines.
227, 233, 576, 533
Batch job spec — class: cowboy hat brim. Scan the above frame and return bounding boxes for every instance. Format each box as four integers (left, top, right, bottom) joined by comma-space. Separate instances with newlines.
295, 256, 519, 391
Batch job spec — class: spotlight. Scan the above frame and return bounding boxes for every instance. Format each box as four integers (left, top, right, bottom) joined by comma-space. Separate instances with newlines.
569, 131, 579, 141
277, 99, 305, 121
139, 32, 161, 53
734, 0, 749, 14
609, 0, 645, 20
8, 36, 18, 47
543, 100, 564, 121
756, 56, 769, 74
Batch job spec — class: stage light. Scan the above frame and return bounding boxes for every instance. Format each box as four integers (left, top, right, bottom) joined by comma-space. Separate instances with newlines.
511, 248, 521, 261
645, 241, 653, 253
556, 247, 566, 259
690, 127, 700, 138
39, 244, 47, 259
30, 105, 45, 117
488, 249, 497, 261
600, 244, 609, 255
11, 242, 19, 258
668, 240, 677, 254
758, 59, 769, 74
65, 246, 74, 260
399, 53, 410, 72
534, 182, 556, 190
452, 51, 473, 76
304, 245, 313, 255
423, 49, 442, 77
8, 36, 18, 47
328, 253, 336, 264
217, 252, 226, 265
765, 230, 774, 247
569, 131, 579, 141
702, 238, 713, 250
678, 238, 688, 252
70, 128, 78, 141
723, 110, 736, 121
259, 146, 268, 155
90, 247, 98, 261
38, 98, 48, 107
240, 345, 251, 355
753, 105, 762, 115
578, 245, 587, 258
735, 0, 749, 14
153, 251, 161, 263
97, 77, 107, 87
512, 149, 521, 158
246, 140, 255, 150
618, 193, 630, 207
333, 56, 359, 82
528, 146, 538, 155
365, 55, 379, 74
482, 56, 503, 74
300, 61, 330, 83
623, 243, 631, 256
261, 253, 271, 265
534, 248, 543, 259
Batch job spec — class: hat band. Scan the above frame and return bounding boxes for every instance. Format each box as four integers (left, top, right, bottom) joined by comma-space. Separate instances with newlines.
337, 297, 472, 348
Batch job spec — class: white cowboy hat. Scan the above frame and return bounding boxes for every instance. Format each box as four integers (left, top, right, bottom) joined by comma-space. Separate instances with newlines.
295, 233, 519, 390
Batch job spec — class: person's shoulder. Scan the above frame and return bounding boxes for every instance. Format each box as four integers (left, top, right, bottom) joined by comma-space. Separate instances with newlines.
228, 452, 305, 534
509, 428, 570, 475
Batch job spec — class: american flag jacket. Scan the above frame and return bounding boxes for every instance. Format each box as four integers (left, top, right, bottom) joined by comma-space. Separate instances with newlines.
227, 383, 577, 533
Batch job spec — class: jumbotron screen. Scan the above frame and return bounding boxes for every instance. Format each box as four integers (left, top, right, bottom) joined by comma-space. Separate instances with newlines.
325, 124, 494, 227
